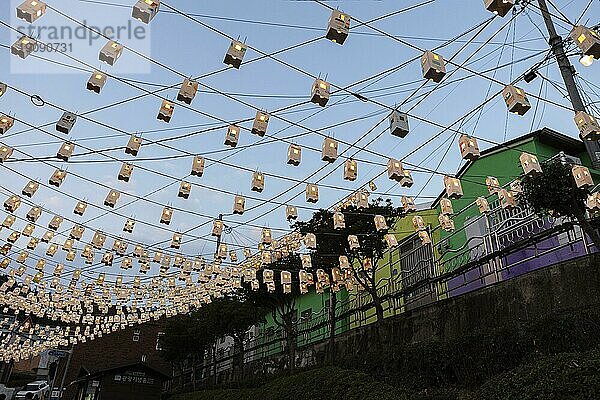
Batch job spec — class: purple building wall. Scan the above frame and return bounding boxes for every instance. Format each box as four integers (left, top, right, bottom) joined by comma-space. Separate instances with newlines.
446, 227, 595, 298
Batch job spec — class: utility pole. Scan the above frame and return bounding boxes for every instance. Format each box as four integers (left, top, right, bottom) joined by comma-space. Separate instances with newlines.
536, 0, 600, 169
57, 345, 73, 399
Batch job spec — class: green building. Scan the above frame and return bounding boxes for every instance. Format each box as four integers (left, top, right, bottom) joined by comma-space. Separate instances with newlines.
252, 286, 350, 357
348, 206, 441, 327
345, 127, 600, 329
432, 127, 600, 273
253, 127, 600, 350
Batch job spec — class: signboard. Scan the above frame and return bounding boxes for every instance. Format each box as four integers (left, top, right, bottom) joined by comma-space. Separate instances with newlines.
114, 371, 155, 385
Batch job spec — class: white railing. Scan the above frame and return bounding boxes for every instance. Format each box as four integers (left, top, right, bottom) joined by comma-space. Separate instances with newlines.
177, 200, 596, 387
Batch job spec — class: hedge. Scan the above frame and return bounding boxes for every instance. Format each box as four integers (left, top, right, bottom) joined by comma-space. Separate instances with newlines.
171, 349, 600, 400
466, 348, 600, 400
170, 367, 411, 400
170, 308, 600, 400
340, 308, 600, 389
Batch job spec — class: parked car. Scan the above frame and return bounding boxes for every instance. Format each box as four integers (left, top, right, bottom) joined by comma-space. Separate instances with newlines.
15, 381, 50, 400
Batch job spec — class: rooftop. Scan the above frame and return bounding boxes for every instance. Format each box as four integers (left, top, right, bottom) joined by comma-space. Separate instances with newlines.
431, 127, 586, 208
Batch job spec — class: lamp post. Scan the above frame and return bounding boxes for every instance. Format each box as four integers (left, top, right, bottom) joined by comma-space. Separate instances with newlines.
536, 0, 600, 168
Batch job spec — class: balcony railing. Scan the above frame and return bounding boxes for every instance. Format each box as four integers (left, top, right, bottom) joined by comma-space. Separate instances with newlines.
175, 199, 596, 388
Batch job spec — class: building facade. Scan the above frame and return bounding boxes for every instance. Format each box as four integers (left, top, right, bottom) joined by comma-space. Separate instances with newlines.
434, 128, 599, 269
55, 320, 171, 400
71, 362, 169, 400
173, 127, 600, 388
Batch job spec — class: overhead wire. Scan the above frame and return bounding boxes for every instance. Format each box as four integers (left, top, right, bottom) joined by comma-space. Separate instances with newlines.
3, 0, 596, 345
4, 44, 549, 156
0, 7, 520, 244
0, 3, 474, 180
311, 0, 575, 112
74, 16, 568, 284
193, 8, 534, 239
2, 3, 565, 177
527, 0, 576, 27
2, 4, 488, 282
2, 0, 584, 290
574, 0, 595, 25
354, 7, 552, 198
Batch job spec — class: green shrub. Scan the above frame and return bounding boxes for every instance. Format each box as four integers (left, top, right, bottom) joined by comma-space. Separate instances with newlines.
341, 308, 600, 390
467, 349, 600, 400
171, 308, 600, 400
170, 349, 600, 400
170, 367, 411, 400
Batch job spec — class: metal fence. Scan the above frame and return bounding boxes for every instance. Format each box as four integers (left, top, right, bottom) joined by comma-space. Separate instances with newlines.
174, 200, 596, 388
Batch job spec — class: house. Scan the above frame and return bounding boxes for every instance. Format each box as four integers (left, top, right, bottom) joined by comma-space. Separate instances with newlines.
434, 128, 599, 259
70, 362, 169, 400
55, 320, 171, 400
246, 289, 350, 362
352, 127, 600, 322
430, 127, 600, 295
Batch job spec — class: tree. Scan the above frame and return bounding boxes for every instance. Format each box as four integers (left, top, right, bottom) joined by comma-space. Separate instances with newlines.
160, 312, 211, 389
295, 198, 401, 333
160, 293, 266, 386
244, 254, 304, 372
293, 209, 347, 362
209, 294, 267, 379
521, 158, 600, 248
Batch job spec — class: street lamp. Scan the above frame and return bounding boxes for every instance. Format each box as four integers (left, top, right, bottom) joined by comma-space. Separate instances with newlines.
580, 54, 594, 67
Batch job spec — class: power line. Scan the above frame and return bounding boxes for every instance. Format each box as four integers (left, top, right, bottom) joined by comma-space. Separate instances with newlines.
192, 13, 534, 244
1, 5, 492, 282
63, 8, 564, 260
4, 43, 548, 153
313, 0, 575, 113
0, 11, 520, 244
0, 0, 580, 288
1, 4, 561, 177
528, 0, 576, 27
575, 0, 595, 25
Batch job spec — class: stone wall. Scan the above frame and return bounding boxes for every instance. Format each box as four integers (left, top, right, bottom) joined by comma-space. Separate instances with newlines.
184, 254, 600, 390
323, 254, 600, 360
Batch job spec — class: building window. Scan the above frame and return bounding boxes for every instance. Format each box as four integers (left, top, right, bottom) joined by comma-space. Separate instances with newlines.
156, 332, 165, 351
133, 329, 140, 342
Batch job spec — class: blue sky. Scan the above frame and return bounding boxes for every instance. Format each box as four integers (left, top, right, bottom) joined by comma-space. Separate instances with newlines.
0, 0, 598, 285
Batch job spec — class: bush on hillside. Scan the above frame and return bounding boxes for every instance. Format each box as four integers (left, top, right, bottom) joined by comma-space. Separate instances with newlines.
466, 349, 600, 400
170, 367, 411, 400
169, 347, 600, 400
170, 348, 600, 400
169, 308, 600, 400
340, 308, 600, 389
